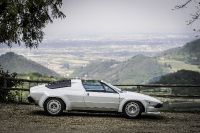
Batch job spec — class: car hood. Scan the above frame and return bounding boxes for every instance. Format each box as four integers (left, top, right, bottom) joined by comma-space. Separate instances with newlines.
120, 91, 162, 103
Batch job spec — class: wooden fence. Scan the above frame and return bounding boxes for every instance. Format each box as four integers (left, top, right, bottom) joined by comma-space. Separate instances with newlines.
0, 77, 51, 103
0, 77, 200, 103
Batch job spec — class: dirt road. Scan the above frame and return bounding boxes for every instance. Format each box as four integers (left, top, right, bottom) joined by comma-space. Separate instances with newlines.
0, 104, 199, 133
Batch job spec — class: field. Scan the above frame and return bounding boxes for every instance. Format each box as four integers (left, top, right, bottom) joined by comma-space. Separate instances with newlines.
158, 58, 200, 73
0, 104, 200, 133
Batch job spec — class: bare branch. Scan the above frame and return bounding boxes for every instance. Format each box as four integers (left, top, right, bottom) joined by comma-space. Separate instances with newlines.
175, 0, 193, 9
187, 9, 200, 25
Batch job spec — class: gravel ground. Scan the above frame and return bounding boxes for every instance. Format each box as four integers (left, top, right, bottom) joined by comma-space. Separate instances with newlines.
0, 104, 200, 133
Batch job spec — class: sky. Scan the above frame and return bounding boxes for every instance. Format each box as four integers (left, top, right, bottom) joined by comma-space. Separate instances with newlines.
43, 0, 197, 39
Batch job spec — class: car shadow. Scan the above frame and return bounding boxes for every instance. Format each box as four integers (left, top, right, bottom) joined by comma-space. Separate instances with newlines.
30, 110, 165, 120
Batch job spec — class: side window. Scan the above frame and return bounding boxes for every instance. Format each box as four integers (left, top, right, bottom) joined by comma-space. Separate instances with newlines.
82, 80, 105, 92
45, 80, 71, 89
102, 83, 117, 93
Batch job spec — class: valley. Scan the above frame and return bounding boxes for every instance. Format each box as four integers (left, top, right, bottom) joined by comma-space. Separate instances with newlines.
0, 45, 171, 77
0, 33, 199, 84
0, 33, 192, 77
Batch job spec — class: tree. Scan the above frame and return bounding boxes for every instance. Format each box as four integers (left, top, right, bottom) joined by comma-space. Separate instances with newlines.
0, 0, 66, 48
0, 65, 21, 102
174, 0, 200, 33
154, 70, 200, 95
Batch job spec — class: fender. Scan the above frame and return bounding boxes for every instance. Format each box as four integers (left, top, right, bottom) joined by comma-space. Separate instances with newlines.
118, 98, 147, 112
39, 92, 72, 110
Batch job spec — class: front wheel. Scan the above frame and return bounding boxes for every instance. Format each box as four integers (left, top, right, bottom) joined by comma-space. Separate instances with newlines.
44, 98, 65, 116
123, 101, 143, 118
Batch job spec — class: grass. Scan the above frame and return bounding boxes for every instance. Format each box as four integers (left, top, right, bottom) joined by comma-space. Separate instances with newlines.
158, 58, 200, 72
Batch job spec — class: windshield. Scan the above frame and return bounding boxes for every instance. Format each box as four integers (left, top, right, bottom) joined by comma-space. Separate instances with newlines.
102, 81, 123, 93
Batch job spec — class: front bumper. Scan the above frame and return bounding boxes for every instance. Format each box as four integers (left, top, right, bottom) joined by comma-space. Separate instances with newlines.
144, 103, 163, 115
154, 103, 163, 108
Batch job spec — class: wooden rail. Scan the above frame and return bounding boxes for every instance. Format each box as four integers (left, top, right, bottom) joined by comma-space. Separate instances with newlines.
0, 77, 51, 83
115, 84, 200, 87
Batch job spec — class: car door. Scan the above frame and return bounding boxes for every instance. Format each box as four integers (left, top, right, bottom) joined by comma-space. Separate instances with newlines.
82, 80, 120, 111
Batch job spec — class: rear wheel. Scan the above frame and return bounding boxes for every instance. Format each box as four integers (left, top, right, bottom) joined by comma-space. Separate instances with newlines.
44, 98, 65, 116
123, 101, 143, 118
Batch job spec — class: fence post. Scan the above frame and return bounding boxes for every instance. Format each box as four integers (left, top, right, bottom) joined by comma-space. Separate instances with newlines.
28, 82, 31, 92
137, 86, 141, 93
20, 90, 22, 103
3, 77, 7, 101
3, 77, 7, 89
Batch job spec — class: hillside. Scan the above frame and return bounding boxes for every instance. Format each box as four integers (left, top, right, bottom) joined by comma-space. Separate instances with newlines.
0, 52, 60, 77
72, 59, 119, 80
154, 70, 200, 84
73, 55, 169, 84
73, 39, 200, 84
160, 39, 200, 65
153, 70, 200, 95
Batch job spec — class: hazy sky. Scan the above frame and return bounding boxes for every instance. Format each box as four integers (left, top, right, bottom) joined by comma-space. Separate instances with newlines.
44, 0, 197, 39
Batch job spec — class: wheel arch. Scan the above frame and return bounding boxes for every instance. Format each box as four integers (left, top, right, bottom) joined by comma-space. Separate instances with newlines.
118, 99, 145, 113
43, 97, 66, 109
41, 96, 71, 110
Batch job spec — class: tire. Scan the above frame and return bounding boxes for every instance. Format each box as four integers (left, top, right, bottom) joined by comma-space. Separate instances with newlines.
44, 98, 65, 116
123, 101, 143, 119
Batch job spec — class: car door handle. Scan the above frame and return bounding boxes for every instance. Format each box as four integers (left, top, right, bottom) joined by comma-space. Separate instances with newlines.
87, 93, 90, 96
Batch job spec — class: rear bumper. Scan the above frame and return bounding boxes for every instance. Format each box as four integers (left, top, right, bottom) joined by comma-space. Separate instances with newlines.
27, 96, 35, 103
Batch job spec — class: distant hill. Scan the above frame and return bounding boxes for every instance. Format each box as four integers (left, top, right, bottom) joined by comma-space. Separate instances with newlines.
160, 39, 200, 65
153, 70, 200, 95
73, 39, 200, 84
73, 55, 169, 84
72, 59, 119, 80
153, 70, 200, 84
0, 52, 60, 77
